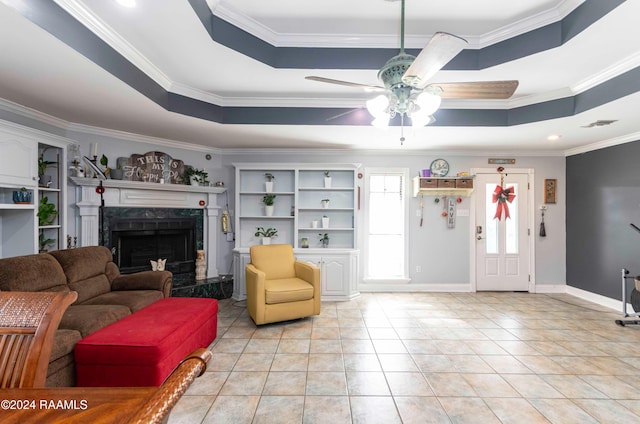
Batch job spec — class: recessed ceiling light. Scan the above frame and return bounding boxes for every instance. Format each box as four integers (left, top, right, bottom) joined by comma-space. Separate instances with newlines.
547, 134, 561, 141
115, 0, 136, 8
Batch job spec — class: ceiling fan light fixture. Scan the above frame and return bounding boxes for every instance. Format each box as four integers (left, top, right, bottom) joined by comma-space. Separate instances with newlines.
410, 110, 434, 128
371, 116, 390, 129
415, 92, 442, 116
366, 94, 390, 118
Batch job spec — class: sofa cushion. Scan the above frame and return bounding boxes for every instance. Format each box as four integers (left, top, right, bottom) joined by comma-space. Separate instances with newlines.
50, 247, 114, 303
81, 290, 164, 312
51, 329, 82, 362
0, 253, 69, 292
59, 304, 131, 337
265, 278, 314, 304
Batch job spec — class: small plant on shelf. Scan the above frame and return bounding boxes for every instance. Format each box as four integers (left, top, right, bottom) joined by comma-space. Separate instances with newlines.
321, 198, 330, 208
324, 171, 332, 188
183, 167, 209, 185
262, 194, 276, 206
264, 173, 275, 181
264, 173, 275, 193
318, 233, 329, 248
323, 171, 330, 177
38, 196, 58, 226
39, 232, 56, 253
255, 227, 278, 238
38, 147, 58, 186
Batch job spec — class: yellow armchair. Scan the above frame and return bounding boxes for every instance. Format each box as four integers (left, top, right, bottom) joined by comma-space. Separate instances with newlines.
245, 244, 320, 325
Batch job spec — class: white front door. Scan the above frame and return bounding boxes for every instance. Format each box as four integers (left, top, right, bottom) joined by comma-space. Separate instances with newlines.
475, 171, 530, 291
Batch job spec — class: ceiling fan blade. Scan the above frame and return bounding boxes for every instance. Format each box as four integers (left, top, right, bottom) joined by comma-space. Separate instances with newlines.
305, 76, 385, 92
402, 32, 468, 89
426, 80, 519, 99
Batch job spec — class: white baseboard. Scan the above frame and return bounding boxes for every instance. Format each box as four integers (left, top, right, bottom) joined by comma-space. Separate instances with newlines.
534, 284, 568, 293
565, 285, 628, 313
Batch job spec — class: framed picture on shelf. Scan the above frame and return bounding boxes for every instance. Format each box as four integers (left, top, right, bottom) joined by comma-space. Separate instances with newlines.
544, 179, 557, 204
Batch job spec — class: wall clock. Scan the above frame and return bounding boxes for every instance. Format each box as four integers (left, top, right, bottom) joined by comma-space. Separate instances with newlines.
430, 159, 449, 177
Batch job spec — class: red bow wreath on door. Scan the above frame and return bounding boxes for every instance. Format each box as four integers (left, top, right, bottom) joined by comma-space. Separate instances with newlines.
492, 167, 516, 220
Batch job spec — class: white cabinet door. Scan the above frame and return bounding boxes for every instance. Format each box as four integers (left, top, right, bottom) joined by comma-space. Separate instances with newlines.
0, 135, 37, 187
321, 256, 349, 298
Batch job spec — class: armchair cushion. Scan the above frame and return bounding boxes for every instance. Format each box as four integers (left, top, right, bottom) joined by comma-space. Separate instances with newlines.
265, 278, 314, 304
249, 244, 296, 280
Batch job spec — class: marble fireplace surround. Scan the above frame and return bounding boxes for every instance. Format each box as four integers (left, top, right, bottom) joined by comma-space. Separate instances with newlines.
70, 177, 226, 278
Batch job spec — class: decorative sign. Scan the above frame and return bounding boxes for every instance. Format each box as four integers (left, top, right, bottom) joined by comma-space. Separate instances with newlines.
116, 152, 186, 184
447, 198, 456, 228
544, 178, 557, 204
488, 158, 516, 164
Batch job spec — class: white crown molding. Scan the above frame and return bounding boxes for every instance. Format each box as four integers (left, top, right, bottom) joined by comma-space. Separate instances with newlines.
66, 123, 222, 154
572, 51, 640, 94
564, 131, 640, 156
52, 0, 172, 90
0, 97, 70, 130
212, 0, 585, 49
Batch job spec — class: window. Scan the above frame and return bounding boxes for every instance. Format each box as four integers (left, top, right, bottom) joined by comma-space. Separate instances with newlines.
364, 168, 409, 281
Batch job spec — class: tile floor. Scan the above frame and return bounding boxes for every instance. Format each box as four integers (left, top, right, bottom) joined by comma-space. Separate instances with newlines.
168, 292, 640, 423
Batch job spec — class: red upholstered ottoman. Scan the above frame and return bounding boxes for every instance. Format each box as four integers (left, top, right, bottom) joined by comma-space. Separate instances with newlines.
74, 297, 218, 387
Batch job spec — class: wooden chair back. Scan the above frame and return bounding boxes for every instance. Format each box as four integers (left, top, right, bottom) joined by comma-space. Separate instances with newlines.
129, 348, 213, 424
0, 291, 77, 388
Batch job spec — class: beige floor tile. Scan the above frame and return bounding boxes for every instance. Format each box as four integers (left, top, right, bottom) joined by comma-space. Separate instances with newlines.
341, 338, 376, 353
343, 353, 381, 371
372, 339, 407, 354
586, 356, 640, 375
425, 373, 477, 397
481, 355, 532, 374
528, 399, 599, 424
450, 355, 494, 373
573, 399, 640, 423
251, 326, 284, 339
483, 398, 551, 424
580, 375, 640, 399
306, 371, 348, 395
494, 340, 541, 356
221, 326, 256, 339
253, 396, 304, 424
262, 371, 307, 395
311, 326, 341, 339
377, 353, 419, 372
310, 339, 343, 353
367, 327, 399, 339
219, 371, 268, 395
465, 340, 509, 355
202, 395, 260, 424
277, 338, 311, 354
350, 396, 402, 424
403, 339, 441, 354
206, 352, 240, 371
185, 371, 229, 396
462, 373, 520, 397
167, 395, 216, 424
211, 338, 249, 353
303, 396, 351, 424
502, 374, 564, 398
308, 353, 345, 371
434, 340, 476, 355
540, 374, 607, 399
270, 353, 309, 371
345, 371, 390, 395
243, 338, 279, 354
439, 397, 501, 424
514, 355, 572, 374
394, 397, 451, 424
413, 354, 457, 373
281, 325, 312, 339
385, 372, 434, 396
232, 353, 274, 371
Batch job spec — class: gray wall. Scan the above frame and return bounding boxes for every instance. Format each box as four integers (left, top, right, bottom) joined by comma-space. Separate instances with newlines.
567, 140, 640, 299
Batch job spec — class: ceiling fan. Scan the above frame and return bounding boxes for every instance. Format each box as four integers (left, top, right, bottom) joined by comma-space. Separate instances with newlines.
305, 0, 518, 128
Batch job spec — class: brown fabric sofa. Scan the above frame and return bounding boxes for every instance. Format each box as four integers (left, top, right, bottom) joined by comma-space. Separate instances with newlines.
0, 246, 171, 387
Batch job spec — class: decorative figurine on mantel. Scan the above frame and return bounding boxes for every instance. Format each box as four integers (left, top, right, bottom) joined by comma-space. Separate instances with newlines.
195, 250, 206, 280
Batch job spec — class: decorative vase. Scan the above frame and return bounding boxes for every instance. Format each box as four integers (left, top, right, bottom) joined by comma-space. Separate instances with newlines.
265, 181, 273, 193
12, 190, 32, 204
189, 175, 199, 186
324, 177, 332, 188
322, 216, 330, 228
322, 238, 329, 248
265, 205, 274, 216
262, 237, 271, 245
195, 250, 206, 280
110, 169, 124, 180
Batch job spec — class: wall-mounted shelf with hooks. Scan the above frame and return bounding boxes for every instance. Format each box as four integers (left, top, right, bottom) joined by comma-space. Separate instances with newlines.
412, 176, 475, 197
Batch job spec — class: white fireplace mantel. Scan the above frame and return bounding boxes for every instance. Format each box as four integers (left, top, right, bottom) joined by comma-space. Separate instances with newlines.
70, 177, 227, 277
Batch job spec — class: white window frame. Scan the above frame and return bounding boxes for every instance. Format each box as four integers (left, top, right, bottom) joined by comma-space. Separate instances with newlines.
362, 167, 410, 284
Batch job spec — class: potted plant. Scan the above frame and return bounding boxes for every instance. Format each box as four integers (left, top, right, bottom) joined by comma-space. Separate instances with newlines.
38, 196, 58, 226
262, 194, 276, 216
12, 187, 32, 204
319, 233, 329, 248
38, 148, 57, 187
183, 167, 209, 186
324, 171, 331, 188
100, 154, 111, 177
110, 162, 124, 180
255, 227, 278, 245
322, 215, 330, 228
321, 198, 330, 209
38, 232, 56, 253
264, 173, 275, 193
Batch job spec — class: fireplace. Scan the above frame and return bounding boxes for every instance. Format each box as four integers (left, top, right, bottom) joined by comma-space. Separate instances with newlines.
103, 208, 204, 277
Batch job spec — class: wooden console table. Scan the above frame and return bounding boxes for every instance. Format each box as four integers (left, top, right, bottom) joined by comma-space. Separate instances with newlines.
1, 387, 156, 423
